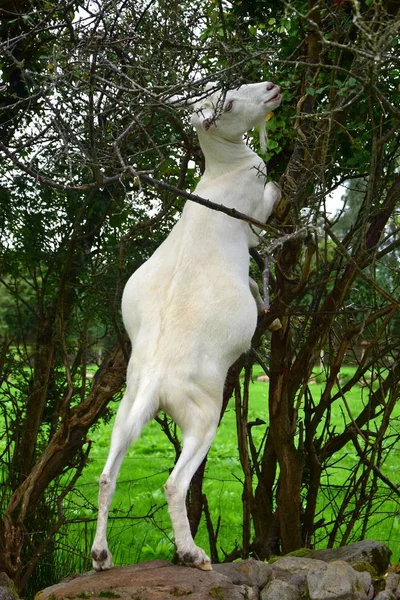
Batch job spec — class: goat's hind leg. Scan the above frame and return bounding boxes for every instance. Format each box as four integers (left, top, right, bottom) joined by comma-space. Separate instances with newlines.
91, 382, 157, 571
164, 401, 220, 571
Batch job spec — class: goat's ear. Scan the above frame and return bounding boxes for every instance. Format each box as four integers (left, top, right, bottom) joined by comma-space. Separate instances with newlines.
165, 95, 188, 108
203, 81, 219, 95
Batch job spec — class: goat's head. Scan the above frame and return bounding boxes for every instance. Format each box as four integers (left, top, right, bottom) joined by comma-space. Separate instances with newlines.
167, 81, 282, 150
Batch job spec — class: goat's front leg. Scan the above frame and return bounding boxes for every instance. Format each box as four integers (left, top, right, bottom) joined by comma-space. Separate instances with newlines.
249, 181, 282, 329
249, 276, 282, 331
249, 276, 264, 313
263, 180, 281, 222
164, 400, 220, 570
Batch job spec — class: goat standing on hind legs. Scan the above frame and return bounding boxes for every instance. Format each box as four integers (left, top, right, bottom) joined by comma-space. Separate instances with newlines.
91, 80, 282, 572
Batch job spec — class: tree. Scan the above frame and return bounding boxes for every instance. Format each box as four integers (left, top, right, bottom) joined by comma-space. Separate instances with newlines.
0, 0, 399, 594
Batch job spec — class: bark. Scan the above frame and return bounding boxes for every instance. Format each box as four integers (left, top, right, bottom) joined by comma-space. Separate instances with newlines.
235, 367, 253, 556
187, 459, 207, 538
252, 430, 277, 558
268, 320, 304, 553
11, 311, 56, 485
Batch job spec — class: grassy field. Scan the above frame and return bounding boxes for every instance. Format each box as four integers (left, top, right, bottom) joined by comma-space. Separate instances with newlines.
63, 367, 400, 571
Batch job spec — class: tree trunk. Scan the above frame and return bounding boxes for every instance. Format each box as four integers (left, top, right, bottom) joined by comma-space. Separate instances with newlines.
268, 319, 304, 553
11, 312, 56, 486
253, 430, 277, 558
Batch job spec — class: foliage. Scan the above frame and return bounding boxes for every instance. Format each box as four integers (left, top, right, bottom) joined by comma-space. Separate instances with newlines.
0, 0, 399, 596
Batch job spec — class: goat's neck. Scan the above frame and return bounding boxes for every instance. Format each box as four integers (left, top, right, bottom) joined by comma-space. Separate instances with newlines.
197, 131, 260, 179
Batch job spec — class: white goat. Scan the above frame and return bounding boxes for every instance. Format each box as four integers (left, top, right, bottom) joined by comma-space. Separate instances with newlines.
91, 80, 282, 572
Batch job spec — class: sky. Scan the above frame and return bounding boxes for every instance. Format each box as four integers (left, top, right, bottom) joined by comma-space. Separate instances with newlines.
326, 185, 346, 215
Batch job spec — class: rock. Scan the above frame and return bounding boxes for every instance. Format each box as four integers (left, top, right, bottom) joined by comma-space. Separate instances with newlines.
35, 561, 255, 600
270, 558, 371, 600
34, 543, 394, 600
270, 557, 328, 596
271, 556, 327, 583
385, 572, 400, 592
355, 571, 373, 598
306, 560, 367, 600
212, 559, 272, 589
243, 586, 260, 600
374, 592, 396, 600
0, 573, 19, 600
271, 556, 328, 577
366, 586, 375, 600
311, 540, 392, 575
260, 579, 299, 600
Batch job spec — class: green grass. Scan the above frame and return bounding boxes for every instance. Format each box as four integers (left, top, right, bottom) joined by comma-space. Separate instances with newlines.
63, 366, 400, 570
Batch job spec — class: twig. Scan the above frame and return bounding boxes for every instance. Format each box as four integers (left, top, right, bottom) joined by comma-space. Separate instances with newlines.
261, 227, 310, 310
351, 431, 400, 498
202, 494, 220, 563
19, 441, 92, 590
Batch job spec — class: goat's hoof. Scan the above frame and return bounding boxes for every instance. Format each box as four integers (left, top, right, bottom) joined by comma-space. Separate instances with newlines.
197, 561, 213, 571
91, 547, 114, 571
179, 548, 212, 571
267, 318, 282, 332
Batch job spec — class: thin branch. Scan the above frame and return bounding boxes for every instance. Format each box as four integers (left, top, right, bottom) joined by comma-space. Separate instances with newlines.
351, 431, 400, 498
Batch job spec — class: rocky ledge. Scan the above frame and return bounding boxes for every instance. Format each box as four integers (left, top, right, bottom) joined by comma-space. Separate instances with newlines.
27, 540, 398, 600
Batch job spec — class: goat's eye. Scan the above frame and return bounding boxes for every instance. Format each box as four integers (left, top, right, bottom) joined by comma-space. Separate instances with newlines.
225, 100, 234, 112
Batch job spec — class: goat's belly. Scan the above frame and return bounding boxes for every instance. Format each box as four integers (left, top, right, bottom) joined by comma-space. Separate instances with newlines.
125, 276, 256, 359
156, 287, 257, 370
209, 294, 257, 362
122, 242, 257, 369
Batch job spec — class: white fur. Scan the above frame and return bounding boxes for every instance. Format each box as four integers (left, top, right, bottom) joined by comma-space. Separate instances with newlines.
91, 81, 282, 571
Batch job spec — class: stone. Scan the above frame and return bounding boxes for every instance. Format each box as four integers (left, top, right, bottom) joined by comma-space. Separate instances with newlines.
366, 586, 374, 600
0, 573, 19, 600
306, 560, 367, 600
374, 592, 396, 600
310, 540, 392, 576
243, 586, 260, 600
355, 571, 373, 599
33, 544, 394, 600
271, 556, 327, 584
212, 559, 272, 589
385, 572, 400, 592
260, 579, 300, 600
271, 556, 328, 576
270, 557, 328, 596
288, 572, 309, 596
34, 561, 255, 600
